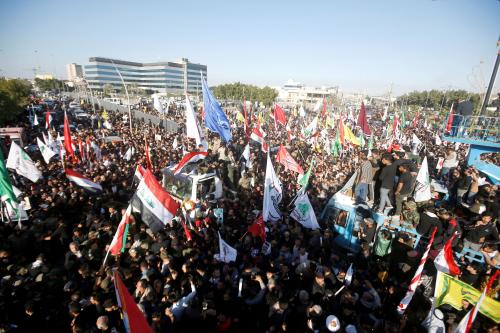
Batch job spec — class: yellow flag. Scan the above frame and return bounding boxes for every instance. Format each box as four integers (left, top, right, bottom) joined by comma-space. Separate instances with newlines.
344, 125, 360, 145
102, 110, 108, 120
236, 111, 245, 123
326, 116, 335, 129
435, 272, 500, 323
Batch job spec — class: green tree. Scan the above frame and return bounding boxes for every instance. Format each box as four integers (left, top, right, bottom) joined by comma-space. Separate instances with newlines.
0, 78, 32, 126
398, 89, 481, 113
211, 82, 278, 107
103, 84, 115, 96
34, 78, 64, 92
0, 78, 32, 107
0, 90, 23, 125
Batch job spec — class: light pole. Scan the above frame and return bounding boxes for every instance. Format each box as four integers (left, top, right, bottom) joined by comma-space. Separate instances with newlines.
480, 38, 500, 116
83, 80, 97, 114
109, 59, 133, 132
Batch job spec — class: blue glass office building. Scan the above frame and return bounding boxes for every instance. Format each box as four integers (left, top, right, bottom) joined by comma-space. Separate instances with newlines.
84, 57, 207, 94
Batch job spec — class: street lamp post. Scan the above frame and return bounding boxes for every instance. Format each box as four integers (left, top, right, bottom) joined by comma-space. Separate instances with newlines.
109, 59, 133, 132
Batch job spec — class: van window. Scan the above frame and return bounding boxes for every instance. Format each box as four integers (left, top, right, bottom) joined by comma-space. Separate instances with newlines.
197, 177, 216, 200
163, 171, 193, 200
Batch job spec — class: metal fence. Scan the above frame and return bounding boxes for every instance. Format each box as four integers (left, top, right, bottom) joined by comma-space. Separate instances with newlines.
443, 114, 499, 143
62, 92, 179, 133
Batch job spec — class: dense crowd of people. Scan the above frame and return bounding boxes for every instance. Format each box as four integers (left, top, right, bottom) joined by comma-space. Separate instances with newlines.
0, 95, 498, 333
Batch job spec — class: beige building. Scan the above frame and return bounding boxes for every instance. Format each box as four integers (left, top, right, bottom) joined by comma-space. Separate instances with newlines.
66, 63, 83, 81
276, 79, 339, 107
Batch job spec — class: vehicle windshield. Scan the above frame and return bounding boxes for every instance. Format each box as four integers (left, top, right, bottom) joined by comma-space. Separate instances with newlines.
162, 168, 193, 200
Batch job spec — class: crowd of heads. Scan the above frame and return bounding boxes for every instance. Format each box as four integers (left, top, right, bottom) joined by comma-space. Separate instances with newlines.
0, 96, 498, 333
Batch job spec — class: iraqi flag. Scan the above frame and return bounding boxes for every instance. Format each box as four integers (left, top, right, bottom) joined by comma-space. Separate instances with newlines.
130, 167, 179, 232
45, 111, 52, 129
436, 157, 445, 170
250, 126, 268, 152
173, 151, 208, 174
276, 144, 304, 174
65, 168, 103, 193
434, 233, 460, 276
134, 165, 146, 184
107, 205, 133, 256
113, 271, 153, 333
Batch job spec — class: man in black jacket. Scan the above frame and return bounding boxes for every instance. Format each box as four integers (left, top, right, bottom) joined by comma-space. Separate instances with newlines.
377, 154, 396, 213
463, 212, 499, 251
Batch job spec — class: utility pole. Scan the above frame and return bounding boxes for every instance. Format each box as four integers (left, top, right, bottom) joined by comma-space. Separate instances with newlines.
480, 37, 500, 115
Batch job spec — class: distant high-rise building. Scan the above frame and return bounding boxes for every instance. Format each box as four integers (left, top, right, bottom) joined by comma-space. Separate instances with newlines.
66, 63, 83, 81
83, 57, 207, 94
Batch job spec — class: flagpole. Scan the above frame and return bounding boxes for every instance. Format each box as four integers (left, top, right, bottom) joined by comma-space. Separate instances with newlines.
102, 248, 111, 268
109, 59, 133, 132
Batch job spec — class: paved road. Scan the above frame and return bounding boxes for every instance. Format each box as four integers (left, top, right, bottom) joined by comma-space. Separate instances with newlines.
62, 92, 179, 133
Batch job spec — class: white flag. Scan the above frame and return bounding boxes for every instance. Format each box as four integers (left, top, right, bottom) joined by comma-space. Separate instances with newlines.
6, 142, 42, 182
214, 232, 237, 263
263, 153, 282, 222
299, 105, 306, 118
412, 134, 422, 146
302, 116, 318, 138
42, 132, 49, 145
313, 99, 322, 112
46, 132, 54, 145
123, 147, 133, 161
103, 120, 112, 129
185, 94, 208, 150
324, 137, 331, 156
172, 137, 178, 149
291, 191, 320, 229
241, 144, 252, 168
335, 171, 358, 196
152, 94, 164, 114
414, 156, 431, 202
36, 137, 56, 164
435, 134, 442, 145
33, 113, 39, 126
344, 263, 354, 286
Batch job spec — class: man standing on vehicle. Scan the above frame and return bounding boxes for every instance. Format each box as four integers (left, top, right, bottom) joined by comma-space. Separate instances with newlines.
355, 151, 373, 204
394, 164, 414, 221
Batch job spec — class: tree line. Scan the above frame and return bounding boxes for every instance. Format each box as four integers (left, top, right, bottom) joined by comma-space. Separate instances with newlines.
210, 82, 278, 107
396, 90, 481, 110
0, 78, 32, 126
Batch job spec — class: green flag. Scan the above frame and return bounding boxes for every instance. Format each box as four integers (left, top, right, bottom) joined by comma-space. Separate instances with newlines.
401, 108, 406, 128
0, 149, 17, 207
358, 133, 365, 148
368, 136, 373, 150
298, 158, 315, 188
331, 131, 342, 157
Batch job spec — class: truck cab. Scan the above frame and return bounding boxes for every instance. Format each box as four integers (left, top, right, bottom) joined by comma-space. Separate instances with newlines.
161, 166, 222, 203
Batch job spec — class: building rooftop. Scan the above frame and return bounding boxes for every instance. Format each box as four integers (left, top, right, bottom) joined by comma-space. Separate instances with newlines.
88, 57, 206, 69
